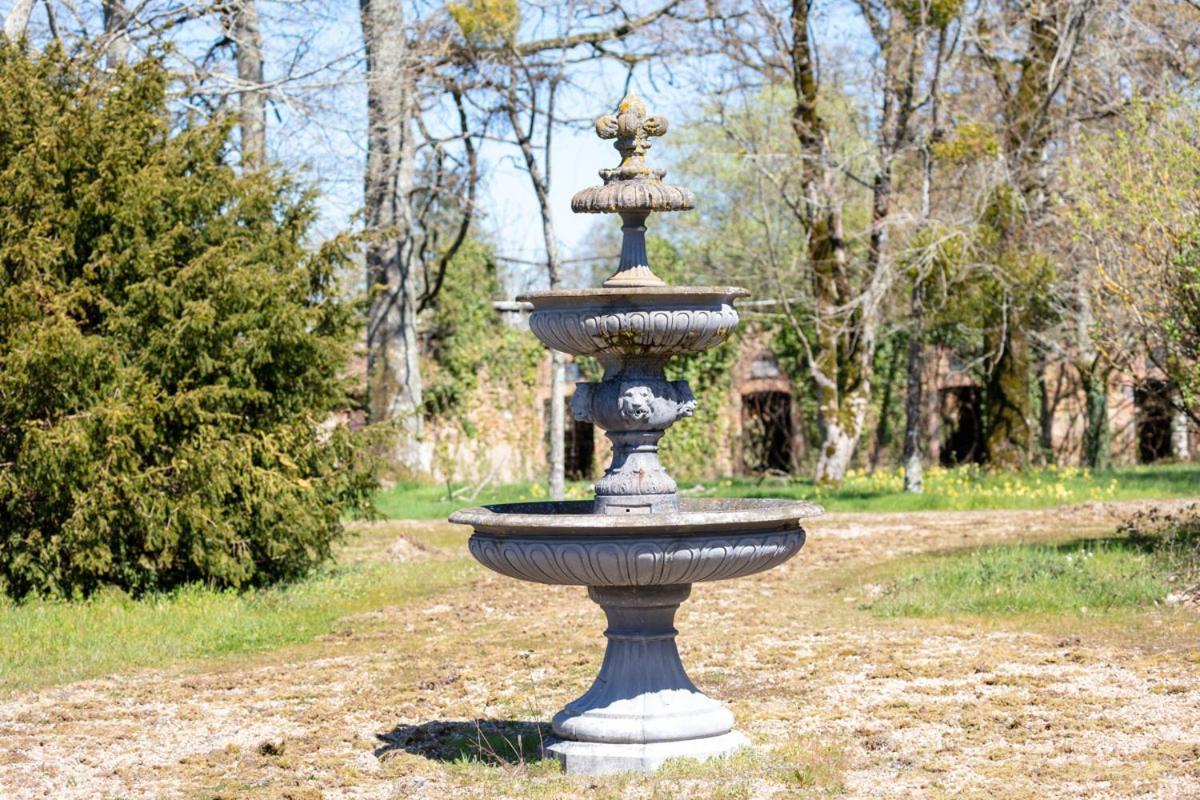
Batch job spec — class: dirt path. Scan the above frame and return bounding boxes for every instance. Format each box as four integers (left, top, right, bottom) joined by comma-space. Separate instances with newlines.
3, 501, 1200, 800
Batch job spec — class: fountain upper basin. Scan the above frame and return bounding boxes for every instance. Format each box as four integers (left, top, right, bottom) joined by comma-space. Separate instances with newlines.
450, 498, 821, 587
518, 286, 748, 366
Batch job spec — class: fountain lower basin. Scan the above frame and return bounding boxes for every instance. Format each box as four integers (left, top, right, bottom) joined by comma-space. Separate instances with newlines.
455, 498, 816, 585
449, 498, 821, 774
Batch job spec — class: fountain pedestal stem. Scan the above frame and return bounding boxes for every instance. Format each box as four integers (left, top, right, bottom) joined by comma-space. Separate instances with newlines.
593, 431, 679, 514
545, 584, 750, 774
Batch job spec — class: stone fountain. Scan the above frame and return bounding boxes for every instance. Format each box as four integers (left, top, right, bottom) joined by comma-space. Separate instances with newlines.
449, 94, 821, 775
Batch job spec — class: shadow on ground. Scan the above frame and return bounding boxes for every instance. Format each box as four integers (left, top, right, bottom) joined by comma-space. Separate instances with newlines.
375, 719, 551, 765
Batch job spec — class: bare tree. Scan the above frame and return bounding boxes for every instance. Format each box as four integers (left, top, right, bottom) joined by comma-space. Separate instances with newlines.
359, 0, 432, 472
225, 0, 266, 170
849, 0, 954, 491
497, 73, 568, 497
101, 1, 131, 67
704, 0, 946, 484
968, 0, 1095, 467
3, 0, 36, 42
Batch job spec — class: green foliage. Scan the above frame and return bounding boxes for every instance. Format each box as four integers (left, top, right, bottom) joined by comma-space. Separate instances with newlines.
661, 339, 740, 480
374, 464, 1200, 518
423, 238, 541, 432
665, 84, 873, 293
633, 238, 742, 479
448, 0, 519, 46
896, 0, 966, 29
1163, 237, 1200, 403
0, 45, 376, 599
867, 328, 908, 460
930, 120, 1000, 163
1072, 96, 1200, 409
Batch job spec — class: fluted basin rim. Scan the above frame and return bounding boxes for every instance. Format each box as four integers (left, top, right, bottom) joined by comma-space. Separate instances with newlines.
516, 286, 750, 306
449, 497, 822, 537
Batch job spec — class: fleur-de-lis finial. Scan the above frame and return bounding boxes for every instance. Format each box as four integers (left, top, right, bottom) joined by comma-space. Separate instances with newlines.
594, 93, 669, 176
571, 93, 694, 288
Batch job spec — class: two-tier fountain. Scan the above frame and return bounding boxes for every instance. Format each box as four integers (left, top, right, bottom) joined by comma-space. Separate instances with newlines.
450, 94, 821, 775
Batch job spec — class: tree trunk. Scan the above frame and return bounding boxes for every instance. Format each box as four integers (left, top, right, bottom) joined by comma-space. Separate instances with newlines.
1035, 349, 1056, 465
795, 0, 925, 486
3, 0, 35, 41
549, 351, 566, 497
868, 337, 902, 473
360, 0, 425, 474
791, 0, 862, 486
810, 201, 869, 486
902, 24, 947, 494
902, 288, 924, 493
985, 324, 1032, 469
816, 399, 871, 484
1171, 387, 1190, 461
505, 80, 565, 499
101, 1, 130, 68
541, 164, 565, 502
230, 0, 266, 171
982, 1, 1090, 471
1082, 369, 1111, 469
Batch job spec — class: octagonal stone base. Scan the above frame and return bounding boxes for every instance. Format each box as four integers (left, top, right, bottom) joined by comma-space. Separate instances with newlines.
545, 730, 750, 775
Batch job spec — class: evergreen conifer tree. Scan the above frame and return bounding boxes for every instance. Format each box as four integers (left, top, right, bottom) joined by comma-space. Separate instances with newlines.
0, 44, 376, 599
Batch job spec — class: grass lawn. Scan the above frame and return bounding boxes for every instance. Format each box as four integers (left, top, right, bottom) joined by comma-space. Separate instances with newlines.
375, 462, 1200, 519
864, 537, 1183, 618
861, 502, 1200, 619
7, 464, 1193, 696
0, 524, 477, 694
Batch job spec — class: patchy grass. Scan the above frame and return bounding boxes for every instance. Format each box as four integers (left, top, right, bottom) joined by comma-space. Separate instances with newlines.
375, 464, 1200, 519
863, 509, 1200, 618
864, 539, 1170, 617
0, 524, 477, 695
376, 719, 551, 767
705, 463, 1200, 513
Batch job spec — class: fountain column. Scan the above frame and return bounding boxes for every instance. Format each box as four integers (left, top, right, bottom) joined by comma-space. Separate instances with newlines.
566, 94, 698, 515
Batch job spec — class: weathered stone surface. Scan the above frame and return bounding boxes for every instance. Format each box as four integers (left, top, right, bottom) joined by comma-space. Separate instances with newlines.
571, 379, 695, 432
450, 497, 823, 534
449, 501, 816, 774
467, 528, 805, 586
544, 731, 751, 776
518, 287, 747, 515
519, 287, 745, 370
543, 585, 752, 775
569, 93, 694, 219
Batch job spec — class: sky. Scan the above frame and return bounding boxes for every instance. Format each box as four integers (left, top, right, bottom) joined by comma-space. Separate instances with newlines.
10, 0, 872, 293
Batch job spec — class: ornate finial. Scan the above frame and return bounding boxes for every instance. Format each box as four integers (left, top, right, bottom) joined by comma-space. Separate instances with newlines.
571, 94, 694, 289
594, 93, 669, 179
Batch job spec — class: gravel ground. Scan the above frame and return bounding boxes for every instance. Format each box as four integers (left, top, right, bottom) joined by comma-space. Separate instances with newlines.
3, 500, 1199, 800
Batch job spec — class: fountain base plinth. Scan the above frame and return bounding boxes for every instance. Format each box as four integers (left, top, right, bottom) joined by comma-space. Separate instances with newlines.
546, 584, 750, 774
544, 730, 751, 776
